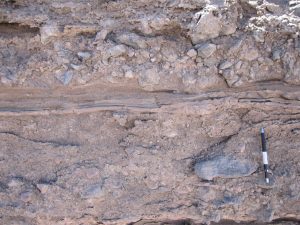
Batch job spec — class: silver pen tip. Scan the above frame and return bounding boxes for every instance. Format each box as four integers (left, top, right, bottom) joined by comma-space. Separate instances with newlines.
261, 128, 265, 133
266, 178, 269, 183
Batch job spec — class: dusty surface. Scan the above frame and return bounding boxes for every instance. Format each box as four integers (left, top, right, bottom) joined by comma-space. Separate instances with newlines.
0, 0, 300, 225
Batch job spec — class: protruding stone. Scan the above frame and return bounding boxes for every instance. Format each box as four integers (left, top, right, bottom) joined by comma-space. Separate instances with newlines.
0, 67, 18, 85
81, 183, 104, 199
51, 2, 88, 14
19, 190, 37, 203
197, 72, 227, 89
173, 0, 207, 10
149, 15, 172, 32
77, 52, 92, 60
272, 50, 281, 61
94, 29, 110, 42
197, 186, 218, 202
210, 0, 226, 7
186, 49, 197, 58
56, 70, 73, 85
240, 48, 260, 61
222, 68, 241, 87
115, 32, 147, 49
195, 156, 258, 180
284, 59, 300, 84
290, 1, 300, 17
253, 30, 265, 43
70, 64, 85, 71
197, 43, 217, 58
37, 184, 50, 194
219, 60, 234, 70
265, 3, 282, 14
124, 70, 134, 78
189, 6, 237, 44
161, 46, 179, 62
182, 73, 197, 86
189, 6, 222, 43
138, 67, 160, 90
108, 45, 127, 58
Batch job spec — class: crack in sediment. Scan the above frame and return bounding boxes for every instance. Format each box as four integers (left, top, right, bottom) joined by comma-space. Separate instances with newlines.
0, 131, 80, 147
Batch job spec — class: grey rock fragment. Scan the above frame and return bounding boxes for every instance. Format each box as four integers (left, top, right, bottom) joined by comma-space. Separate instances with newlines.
56, 70, 73, 85
219, 60, 234, 70
182, 73, 197, 86
161, 45, 179, 62
0, 67, 18, 85
149, 15, 171, 32
70, 64, 85, 71
228, 38, 243, 55
253, 30, 265, 43
19, 189, 37, 203
190, 7, 221, 43
36, 183, 50, 194
115, 32, 147, 49
222, 68, 241, 87
196, 43, 217, 58
51, 2, 88, 13
81, 182, 104, 199
197, 186, 219, 202
240, 47, 260, 61
272, 49, 281, 61
212, 194, 242, 207
282, 49, 300, 84
265, 3, 282, 14
186, 49, 197, 58
94, 29, 110, 42
77, 51, 91, 60
108, 45, 127, 58
210, 0, 226, 7
284, 59, 300, 84
195, 156, 257, 180
189, 5, 237, 44
254, 205, 275, 222
138, 67, 160, 90
290, 1, 300, 16
124, 70, 134, 78
197, 72, 227, 90
171, 0, 207, 10
139, 14, 181, 35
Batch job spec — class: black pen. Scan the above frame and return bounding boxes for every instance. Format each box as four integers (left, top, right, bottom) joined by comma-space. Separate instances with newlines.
260, 128, 269, 183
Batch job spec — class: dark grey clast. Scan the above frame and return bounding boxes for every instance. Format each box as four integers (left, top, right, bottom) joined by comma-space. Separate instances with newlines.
194, 156, 258, 181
